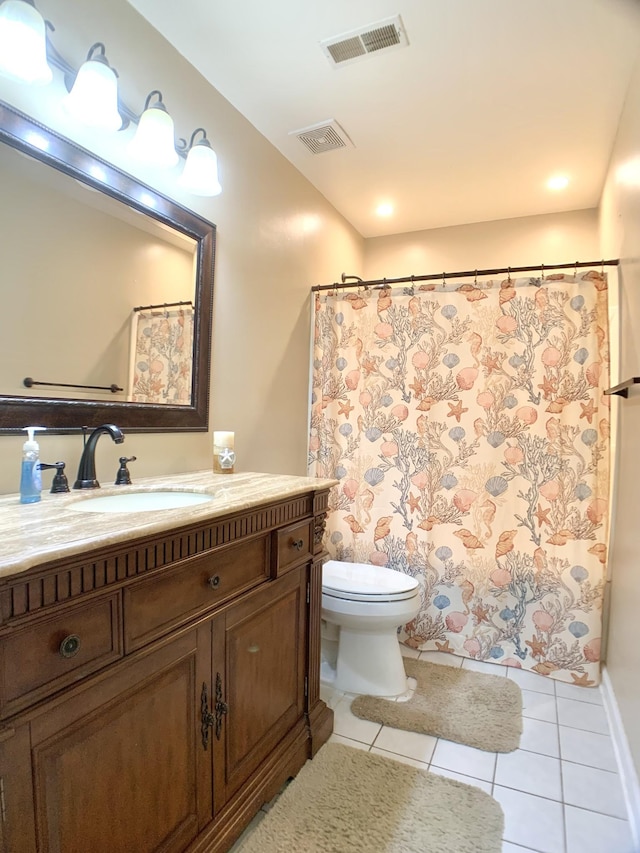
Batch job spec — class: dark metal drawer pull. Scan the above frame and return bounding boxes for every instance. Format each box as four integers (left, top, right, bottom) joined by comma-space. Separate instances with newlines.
291, 539, 304, 551
59, 634, 81, 659
208, 575, 221, 589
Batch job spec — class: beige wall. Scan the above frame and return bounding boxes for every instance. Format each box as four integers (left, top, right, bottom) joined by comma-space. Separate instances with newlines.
364, 208, 599, 281
0, 0, 363, 494
599, 50, 640, 775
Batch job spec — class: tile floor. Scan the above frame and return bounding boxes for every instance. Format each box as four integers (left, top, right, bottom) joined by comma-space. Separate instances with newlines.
233, 648, 636, 853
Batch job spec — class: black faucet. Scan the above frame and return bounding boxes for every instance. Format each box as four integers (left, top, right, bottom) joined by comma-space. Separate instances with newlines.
73, 424, 125, 489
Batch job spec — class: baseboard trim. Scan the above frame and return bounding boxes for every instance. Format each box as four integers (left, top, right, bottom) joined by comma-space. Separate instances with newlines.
601, 665, 640, 848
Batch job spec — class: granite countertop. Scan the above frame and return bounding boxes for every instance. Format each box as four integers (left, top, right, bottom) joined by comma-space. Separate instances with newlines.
0, 470, 337, 580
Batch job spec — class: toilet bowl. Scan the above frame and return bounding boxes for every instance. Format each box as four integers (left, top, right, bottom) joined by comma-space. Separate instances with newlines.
321, 560, 420, 697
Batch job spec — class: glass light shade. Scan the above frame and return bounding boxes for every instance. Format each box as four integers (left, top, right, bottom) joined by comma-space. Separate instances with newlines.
0, 0, 52, 84
179, 143, 221, 196
61, 60, 122, 130
128, 106, 179, 169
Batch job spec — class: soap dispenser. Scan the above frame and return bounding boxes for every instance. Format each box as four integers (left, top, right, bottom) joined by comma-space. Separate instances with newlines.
20, 426, 46, 504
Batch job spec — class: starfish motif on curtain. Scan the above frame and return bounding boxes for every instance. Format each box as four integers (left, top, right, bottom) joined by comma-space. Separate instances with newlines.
447, 400, 468, 422
579, 400, 597, 423
338, 401, 354, 418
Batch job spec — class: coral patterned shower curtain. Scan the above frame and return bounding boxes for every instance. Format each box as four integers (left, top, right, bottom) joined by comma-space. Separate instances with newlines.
309, 272, 610, 686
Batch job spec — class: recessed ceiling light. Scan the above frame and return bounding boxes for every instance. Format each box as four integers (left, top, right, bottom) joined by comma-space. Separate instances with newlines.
547, 175, 570, 191
376, 203, 394, 217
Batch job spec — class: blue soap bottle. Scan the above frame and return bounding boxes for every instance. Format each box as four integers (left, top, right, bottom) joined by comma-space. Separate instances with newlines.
20, 426, 45, 504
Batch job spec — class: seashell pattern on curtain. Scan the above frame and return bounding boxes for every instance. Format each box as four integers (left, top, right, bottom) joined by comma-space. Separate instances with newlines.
309, 272, 610, 686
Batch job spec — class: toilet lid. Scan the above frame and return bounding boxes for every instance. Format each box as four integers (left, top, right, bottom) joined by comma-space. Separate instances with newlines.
322, 560, 419, 602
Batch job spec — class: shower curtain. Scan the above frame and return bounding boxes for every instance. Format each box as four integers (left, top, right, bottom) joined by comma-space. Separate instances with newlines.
309, 272, 610, 685
128, 306, 194, 404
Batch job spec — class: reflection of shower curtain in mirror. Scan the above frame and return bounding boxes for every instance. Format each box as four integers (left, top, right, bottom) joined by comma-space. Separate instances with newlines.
128, 307, 194, 404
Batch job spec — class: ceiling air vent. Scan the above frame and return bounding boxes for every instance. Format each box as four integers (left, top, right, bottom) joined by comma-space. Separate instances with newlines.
320, 15, 408, 67
289, 120, 354, 155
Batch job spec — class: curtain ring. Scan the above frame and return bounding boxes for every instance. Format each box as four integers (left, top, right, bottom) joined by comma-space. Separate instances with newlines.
442, 272, 446, 290
507, 267, 512, 283
601, 258, 605, 275
474, 269, 478, 287
574, 260, 579, 279
541, 263, 545, 281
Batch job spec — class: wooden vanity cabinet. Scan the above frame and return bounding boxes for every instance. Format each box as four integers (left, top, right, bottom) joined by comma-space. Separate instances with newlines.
0, 489, 332, 853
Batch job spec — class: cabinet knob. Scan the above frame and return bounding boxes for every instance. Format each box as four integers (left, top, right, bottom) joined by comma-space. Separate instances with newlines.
208, 575, 221, 589
59, 634, 81, 659
291, 538, 304, 551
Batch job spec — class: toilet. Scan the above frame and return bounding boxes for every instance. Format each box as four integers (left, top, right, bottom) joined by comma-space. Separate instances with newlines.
321, 560, 421, 697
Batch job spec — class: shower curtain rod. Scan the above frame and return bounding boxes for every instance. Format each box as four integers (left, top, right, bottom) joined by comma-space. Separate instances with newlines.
312, 259, 620, 292
133, 300, 193, 312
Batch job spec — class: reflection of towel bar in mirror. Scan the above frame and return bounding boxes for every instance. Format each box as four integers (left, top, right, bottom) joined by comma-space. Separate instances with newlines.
23, 378, 123, 394
604, 377, 640, 398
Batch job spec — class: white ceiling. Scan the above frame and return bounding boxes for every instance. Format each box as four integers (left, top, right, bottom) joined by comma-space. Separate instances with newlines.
127, 0, 640, 238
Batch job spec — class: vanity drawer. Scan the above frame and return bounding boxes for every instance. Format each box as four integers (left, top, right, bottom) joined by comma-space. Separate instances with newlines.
124, 534, 269, 651
1, 592, 122, 718
273, 520, 312, 576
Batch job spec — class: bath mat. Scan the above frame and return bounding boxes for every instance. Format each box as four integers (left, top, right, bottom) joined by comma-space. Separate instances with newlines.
351, 658, 522, 753
237, 742, 503, 853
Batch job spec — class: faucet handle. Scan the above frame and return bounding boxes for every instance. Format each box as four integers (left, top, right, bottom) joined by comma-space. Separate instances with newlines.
39, 461, 70, 494
115, 456, 136, 486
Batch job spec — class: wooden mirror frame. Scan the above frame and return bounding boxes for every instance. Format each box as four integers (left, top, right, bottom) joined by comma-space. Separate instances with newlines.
0, 100, 214, 434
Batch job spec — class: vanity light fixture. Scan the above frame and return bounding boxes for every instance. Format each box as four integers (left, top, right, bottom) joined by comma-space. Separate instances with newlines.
61, 42, 122, 131
128, 89, 179, 169
178, 128, 221, 196
0, 0, 52, 85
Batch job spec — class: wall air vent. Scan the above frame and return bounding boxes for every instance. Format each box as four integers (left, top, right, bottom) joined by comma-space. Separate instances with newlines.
320, 15, 408, 68
289, 120, 354, 155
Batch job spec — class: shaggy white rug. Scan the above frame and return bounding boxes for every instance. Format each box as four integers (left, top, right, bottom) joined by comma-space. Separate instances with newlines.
350, 658, 522, 752
237, 742, 504, 853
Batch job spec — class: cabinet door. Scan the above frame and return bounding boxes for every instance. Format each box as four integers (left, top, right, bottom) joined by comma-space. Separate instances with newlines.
27, 624, 212, 853
212, 567, 307, 809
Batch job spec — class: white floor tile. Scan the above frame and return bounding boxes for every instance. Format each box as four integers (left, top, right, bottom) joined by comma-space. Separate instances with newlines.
559, 725, 618, 772
462, 657, 508, 675
493, 785, 565, 853
372, 725, 437, 764
419, 650, 463, 667
328, 733, 371, 751
370, 746, 430, 771
565, 804, 636, 853
501, 843, 541, 853
319, 684, 343, 709
427, 763, 492, 794
399, 643, 421, 659
520, 717, 560, 758
556, 697, 609, 734
507, 667, 556, 695
521, 689, 558, 723
555, 680, 603, 705
495, 750, 562, 801
562, 761, 628, 819
332, 696, 381, 744
430, 737, 497, 782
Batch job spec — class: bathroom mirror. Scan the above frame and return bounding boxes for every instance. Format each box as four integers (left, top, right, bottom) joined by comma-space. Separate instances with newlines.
0, 100, 215, 434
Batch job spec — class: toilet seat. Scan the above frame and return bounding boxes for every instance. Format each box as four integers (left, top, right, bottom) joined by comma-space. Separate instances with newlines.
322, 560, 419, 603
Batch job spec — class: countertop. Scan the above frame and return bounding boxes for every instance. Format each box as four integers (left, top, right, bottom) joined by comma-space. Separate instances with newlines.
0, 470, 337, 580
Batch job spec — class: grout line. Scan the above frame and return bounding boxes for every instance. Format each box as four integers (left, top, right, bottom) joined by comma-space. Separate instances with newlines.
557, 692, 568, 853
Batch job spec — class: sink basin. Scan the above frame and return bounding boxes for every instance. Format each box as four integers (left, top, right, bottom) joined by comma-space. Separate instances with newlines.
70, 491, 214, 513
